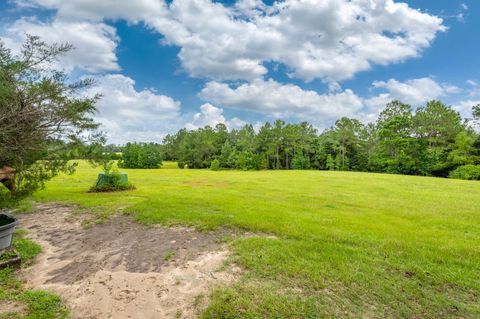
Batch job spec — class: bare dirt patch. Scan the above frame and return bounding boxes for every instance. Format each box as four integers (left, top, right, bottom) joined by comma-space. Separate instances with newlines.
19, 203, 240, 319
0, 300, 26, 316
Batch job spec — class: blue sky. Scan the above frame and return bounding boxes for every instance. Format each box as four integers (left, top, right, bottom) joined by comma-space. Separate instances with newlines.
1, 0, 479, 143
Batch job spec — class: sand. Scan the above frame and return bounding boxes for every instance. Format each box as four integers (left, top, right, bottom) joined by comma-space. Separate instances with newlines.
19, 204, 239, 319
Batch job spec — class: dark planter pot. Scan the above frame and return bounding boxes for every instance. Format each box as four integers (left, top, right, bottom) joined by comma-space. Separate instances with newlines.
0, 213, 18, 252
95, 172, 128, 187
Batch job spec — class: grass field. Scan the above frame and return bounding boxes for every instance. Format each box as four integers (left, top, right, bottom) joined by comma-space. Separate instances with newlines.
32, 161, 480, 318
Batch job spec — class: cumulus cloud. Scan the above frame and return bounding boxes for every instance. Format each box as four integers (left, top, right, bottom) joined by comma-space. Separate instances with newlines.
200, 78, 364, 127
86, 74, 181, 143
150, 0, 446, 82
85, 76, 247, 142
365, 77, 460, 110
453, 100, 480, 119
200, 77, 466, 128
186, 103, 246, 130
2, 17, 119, 72
15, 0, 446, 82
13, 0, 166, 21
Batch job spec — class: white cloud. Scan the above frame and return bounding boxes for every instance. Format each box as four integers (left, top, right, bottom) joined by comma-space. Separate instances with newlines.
200, 78, 364, 124
86, 74, 182, 143
87, 76, 247, 142
2, 17, 119, 72
453, 100, 480, 119
16, 0, 446, 82
186, 103, 246, 130
13, 0, 166, 22
201, 77, 468, 128
365, 77, 460, 110
150, 0, 446, 82
466, 80, 480, 97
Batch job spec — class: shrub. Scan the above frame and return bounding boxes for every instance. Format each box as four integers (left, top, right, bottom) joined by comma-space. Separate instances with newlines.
210, 159, 220, 171
118, 143, 162, 169
89, 172, 136, 192
235, 152, 255, 171
449, 165, 480, 180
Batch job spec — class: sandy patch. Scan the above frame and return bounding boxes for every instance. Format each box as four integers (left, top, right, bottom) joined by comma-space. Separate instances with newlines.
0, 300, 26, 315
19, 204, 239, 319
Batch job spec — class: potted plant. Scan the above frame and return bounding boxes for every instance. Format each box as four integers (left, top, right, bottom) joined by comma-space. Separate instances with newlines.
86, 145, 133, 192
0, 213, 18, 253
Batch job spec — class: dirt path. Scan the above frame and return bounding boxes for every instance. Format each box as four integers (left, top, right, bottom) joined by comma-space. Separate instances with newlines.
19, 204, 239, 319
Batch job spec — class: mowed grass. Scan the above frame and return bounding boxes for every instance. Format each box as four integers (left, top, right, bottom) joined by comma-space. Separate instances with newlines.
34, 161, 480, 318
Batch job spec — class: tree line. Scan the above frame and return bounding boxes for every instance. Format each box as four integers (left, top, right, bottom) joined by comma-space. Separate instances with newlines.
161, 100, 480, 178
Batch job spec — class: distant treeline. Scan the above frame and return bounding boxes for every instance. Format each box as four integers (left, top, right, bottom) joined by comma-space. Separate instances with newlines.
159, 100, 480, 179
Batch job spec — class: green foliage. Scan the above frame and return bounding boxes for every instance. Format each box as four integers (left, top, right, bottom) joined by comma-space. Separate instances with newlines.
471, 104, 480, 130
118, 143, 162, 169
0, 36, 101, 203
291, 150, 309, 169
13, 238, 42, 263
89, 172, 135, 192
210, 159, 220, 171
326, 154, 335, 170
161, 100, 476, 178
449, 165, 480, 180
235, 152, 255, 171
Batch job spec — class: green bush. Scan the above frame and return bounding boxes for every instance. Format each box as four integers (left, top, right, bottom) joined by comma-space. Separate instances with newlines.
449, 165, 480, 180
89, 172, 136, 192
210, 159, 220, 171
118, 143, 162, 169
291, 150, 310, 170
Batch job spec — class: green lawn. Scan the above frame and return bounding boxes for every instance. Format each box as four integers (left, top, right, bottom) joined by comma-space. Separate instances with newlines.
33, 161, 480, 318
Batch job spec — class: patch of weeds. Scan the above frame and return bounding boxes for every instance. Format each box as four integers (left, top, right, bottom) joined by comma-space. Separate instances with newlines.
13, 198, 35, 214
164, 251, 176, 261
89, 183, 136, 192
13, 238, 41, 264
18, 290, 69, 319
193, 293, 205, 308
175, 309, 182, 318
80, 219, 94, 229
0, 250, 18, 262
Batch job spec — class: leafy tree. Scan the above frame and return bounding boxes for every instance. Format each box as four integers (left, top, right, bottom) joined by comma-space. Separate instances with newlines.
331, 117, 364, 170
119, 143, 162, 169
219, 140, 235, 168
0, 35, 100, 201
374, 101, 426, 174
161, 100, 478, 178
326, 154, 335, 170
473, 104, 480, 129
414, 100, 463, 149
443, 131, 479, 169
291, 150, 309, 170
